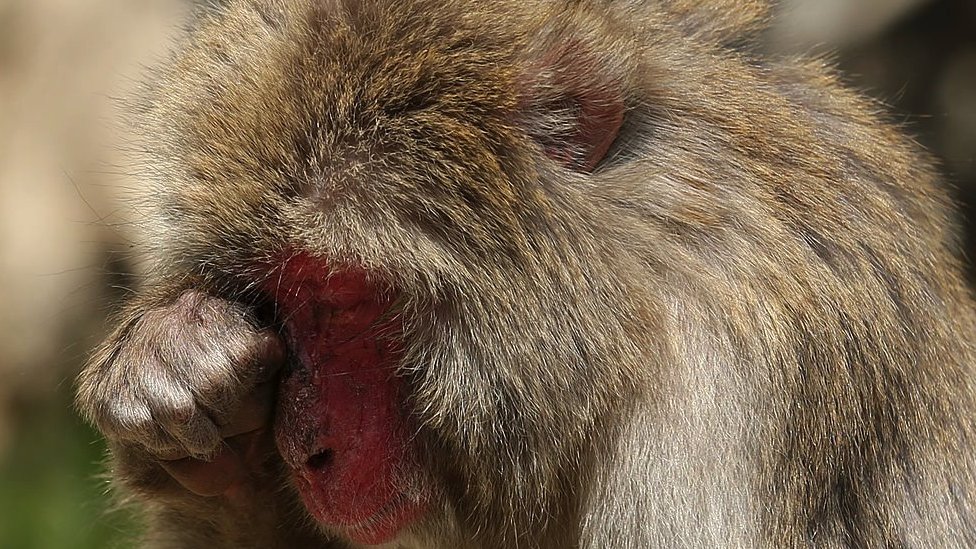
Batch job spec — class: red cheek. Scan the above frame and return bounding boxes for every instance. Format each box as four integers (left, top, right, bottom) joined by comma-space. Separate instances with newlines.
270, 256, 429, 545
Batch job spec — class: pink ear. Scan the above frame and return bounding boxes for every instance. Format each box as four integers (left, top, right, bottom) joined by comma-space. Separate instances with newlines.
523, 41, 626, 173
562, 81, 625, 172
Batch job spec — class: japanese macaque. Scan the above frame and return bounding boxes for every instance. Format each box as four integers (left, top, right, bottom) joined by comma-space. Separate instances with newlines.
75, 0, 976, 547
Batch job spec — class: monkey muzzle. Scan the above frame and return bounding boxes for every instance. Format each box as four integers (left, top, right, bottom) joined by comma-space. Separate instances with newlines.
270, 254, 429, 545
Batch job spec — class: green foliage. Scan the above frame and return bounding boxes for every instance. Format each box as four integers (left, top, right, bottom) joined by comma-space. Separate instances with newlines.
0, 385, 137, 549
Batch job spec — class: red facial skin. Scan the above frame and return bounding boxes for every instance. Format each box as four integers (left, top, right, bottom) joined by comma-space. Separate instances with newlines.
270, 254, 429, 545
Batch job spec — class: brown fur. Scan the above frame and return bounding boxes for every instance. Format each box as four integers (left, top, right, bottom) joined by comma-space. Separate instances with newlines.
76, 0, 976, 547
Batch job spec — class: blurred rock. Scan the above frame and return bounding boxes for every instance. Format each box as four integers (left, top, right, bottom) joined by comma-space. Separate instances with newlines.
936, 48, 976, 186
0, 0, 184, 451
770, 0, 931, 51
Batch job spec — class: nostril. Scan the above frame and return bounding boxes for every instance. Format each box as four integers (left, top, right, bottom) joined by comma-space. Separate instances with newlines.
306, 449, 334, 471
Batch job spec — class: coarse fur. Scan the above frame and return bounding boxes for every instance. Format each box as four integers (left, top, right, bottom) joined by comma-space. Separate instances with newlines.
76, 0, 976, 547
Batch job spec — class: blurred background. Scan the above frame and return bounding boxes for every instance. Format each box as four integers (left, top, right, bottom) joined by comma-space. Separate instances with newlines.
0, 1, 972, 547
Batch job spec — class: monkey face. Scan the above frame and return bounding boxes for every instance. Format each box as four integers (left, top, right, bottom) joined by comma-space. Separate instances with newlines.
128, 0, 741, 544
268, 255, 429, 545
84, 0, 976, 546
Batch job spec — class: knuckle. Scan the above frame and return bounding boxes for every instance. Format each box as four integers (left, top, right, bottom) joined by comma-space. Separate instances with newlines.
182, 422, 222, 457
227, 330, 286, 385
149, 391, 223, 455
99, 400, 155, 440
150, 392, 199, 428
193, 384, 241, 422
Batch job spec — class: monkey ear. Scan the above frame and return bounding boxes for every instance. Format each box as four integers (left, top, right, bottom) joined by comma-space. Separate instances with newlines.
519, 39, 626, 173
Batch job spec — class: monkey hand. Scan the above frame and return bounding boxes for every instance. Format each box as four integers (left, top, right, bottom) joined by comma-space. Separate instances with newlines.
76, 289, 285, 498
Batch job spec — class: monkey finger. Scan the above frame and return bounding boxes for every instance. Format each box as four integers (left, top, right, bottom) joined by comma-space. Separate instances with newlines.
157, 405, 223, 459
154, 446, 191, 461
217, 381, 276, 439
160, 446, 247, 497
190, 329, 284, 414
250, 329, 286, 384
106, 401, 185, 458
224, 428, 274, 473
218, 328, 285, 390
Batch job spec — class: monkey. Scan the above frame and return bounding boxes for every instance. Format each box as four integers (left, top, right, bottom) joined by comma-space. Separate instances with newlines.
75, 0, 976, 547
